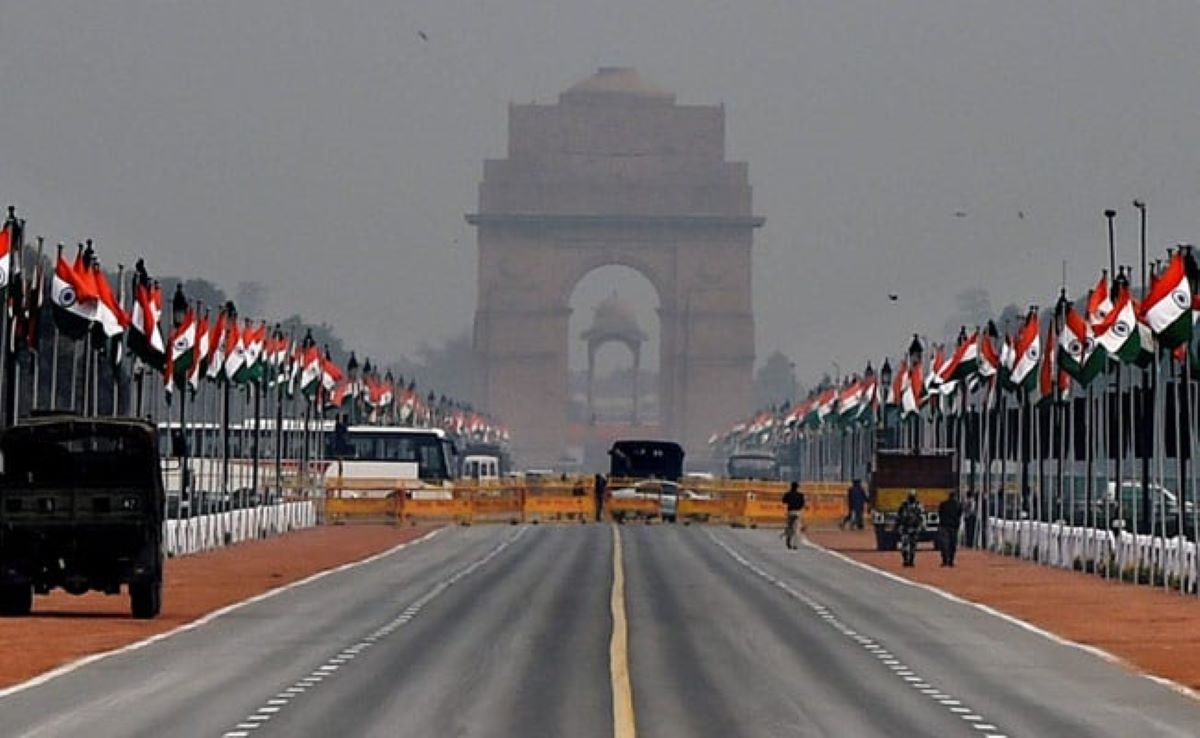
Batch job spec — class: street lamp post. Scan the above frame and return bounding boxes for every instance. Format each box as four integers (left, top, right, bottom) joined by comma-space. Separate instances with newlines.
908, 334, 924, 453
879, 358, 893, 451
171, 286, 189, 518
1133, 200, 1151, 530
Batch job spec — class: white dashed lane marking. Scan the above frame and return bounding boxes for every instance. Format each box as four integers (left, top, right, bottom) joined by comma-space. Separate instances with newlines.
219, 528, 528, 738
707, 531, 1009, 738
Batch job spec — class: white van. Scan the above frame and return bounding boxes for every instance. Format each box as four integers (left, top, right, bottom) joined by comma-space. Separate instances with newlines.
462, 455, 501, 482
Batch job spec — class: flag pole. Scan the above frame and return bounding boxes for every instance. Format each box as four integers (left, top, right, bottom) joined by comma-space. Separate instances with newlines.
1190, 346, 1199, 596
1135, 200, 1152, 537
980, 377, 992, 549
252, 378, 262, 503
0, 207, 20, 428
3, 215, 25, 426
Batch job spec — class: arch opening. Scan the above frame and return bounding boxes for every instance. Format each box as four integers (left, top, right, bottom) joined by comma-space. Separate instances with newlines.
567, 265, 661, 434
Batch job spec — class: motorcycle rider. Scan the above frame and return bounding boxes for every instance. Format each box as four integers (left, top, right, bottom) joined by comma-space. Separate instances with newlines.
896, 490, 924, 567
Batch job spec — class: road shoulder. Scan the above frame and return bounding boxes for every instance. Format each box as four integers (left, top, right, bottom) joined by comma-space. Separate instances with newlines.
809, 527, 1200, 694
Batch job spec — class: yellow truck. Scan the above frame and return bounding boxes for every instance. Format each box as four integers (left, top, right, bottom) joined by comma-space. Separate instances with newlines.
869, 449, 956, 551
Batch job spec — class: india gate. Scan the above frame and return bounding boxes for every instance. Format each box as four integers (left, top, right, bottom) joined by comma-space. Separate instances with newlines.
468, 68, 763, 467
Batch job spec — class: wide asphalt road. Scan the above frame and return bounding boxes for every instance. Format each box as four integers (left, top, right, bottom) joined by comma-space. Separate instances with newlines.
1, 523, 1198, 737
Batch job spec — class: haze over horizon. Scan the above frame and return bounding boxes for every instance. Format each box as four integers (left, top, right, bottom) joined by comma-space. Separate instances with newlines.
4, 2, 1200, 389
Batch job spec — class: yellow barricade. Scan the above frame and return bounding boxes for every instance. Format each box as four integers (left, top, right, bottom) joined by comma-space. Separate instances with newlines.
525, 495, 595, 519
401, 497, 473, 524
742, 496, 787, 525
608, 496, 661, 517
325, 497, 398, 524
469, 493, 524, 522
677, 497, 740, 521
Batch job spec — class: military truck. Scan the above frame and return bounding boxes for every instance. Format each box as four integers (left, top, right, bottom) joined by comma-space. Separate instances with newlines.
0, 417, 164, 618
869, 449, 956, 551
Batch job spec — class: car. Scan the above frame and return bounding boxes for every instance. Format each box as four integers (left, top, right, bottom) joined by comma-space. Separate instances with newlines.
1076, 481, 1196, 537
610, 480, 681, 523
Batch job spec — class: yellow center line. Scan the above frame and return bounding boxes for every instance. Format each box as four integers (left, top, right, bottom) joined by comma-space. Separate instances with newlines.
610, 523, 637, 738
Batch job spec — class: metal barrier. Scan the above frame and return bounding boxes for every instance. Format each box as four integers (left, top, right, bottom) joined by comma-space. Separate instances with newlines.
319, 477, 852, 527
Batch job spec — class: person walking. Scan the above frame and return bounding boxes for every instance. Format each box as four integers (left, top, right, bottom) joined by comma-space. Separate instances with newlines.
896, 491, 924, 567
937, 491, 964, 566
846, 478, 868, 530
593, 473, 607, 522
782, 481, 807, 549
962, 490, 978, 549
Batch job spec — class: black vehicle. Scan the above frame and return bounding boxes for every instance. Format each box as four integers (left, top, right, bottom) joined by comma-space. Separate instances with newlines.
726, 452, 780, 480
609, 439, 685, 482
0, 417, 165, 619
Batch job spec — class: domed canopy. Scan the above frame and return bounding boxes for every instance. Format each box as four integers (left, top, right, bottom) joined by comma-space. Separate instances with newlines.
562, 67, 673, 102
581, 291, 648, 346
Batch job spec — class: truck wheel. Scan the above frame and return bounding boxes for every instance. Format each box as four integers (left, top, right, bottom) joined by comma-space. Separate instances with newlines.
0, 583, 32, 616
130, 580, 162, 619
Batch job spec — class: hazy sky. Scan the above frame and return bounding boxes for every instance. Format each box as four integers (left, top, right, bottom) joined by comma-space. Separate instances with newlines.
4, 2, 1200, 387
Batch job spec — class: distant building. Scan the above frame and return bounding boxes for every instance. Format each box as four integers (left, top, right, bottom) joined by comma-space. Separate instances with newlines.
468, 67, 763, 466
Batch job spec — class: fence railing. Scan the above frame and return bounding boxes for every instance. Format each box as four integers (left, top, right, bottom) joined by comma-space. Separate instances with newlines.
986, 518, 1198, 593
164, 500, 318, 557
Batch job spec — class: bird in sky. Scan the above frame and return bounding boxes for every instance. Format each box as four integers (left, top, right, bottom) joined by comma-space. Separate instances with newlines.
888, 294, 899, 301
1018, 210, 1025, 219
953, 211, 967, 218
418, 30, 428, 41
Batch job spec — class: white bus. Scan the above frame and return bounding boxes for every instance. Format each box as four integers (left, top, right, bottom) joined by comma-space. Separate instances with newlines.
324, 425, 458, 499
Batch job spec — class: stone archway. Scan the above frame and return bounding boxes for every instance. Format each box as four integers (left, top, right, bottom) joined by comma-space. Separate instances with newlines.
579, 291, 650, 426
468, 68, 763, 466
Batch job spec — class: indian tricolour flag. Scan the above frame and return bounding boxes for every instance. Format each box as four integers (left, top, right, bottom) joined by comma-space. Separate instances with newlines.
1009, 311, 1041, 391
165, 308, 197, 389
223, 320, 248, 382
976, 328, 1000, 379
1086, 272, 1113, 327
998, 335, 1015, 391
1096, 285, 1153, 366
940, 331, 979, 384
902, 361, 924, 417
237, 323, 267, 384
1141, 251, 1193, 349
187, 312, 210, 391
205, 310, 229, 381
837, 380, 863, 423
815, 388, 837, 425
1058, 305, 1106, 386
1034, 325, 1058, 407
299, 345, 323, 398
889, 359, 906, 407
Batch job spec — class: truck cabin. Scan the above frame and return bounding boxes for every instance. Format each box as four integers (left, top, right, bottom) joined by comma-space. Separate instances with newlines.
608, 440, 685, 482
725, 452, 780, 481
1, 418, 162, 502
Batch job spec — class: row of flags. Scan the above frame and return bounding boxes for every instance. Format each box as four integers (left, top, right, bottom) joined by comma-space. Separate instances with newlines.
715, 246, 1200, 450
0, 211, 509, 445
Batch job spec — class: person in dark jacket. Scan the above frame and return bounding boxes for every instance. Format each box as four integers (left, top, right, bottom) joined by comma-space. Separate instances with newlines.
937, 491, 964, 566
782, 482, 807, 549
593, 474, 607, 522
845, 479, 868, 530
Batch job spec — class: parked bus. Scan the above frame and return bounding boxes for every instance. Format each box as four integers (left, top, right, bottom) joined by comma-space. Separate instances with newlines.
324, 425, 458, 499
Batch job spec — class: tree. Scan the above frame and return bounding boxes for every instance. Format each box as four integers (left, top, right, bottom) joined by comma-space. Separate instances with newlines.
755, 350, 796, 407
387, 329, 477, 405
236, 281, 267, 318
943, 288, 995, 339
